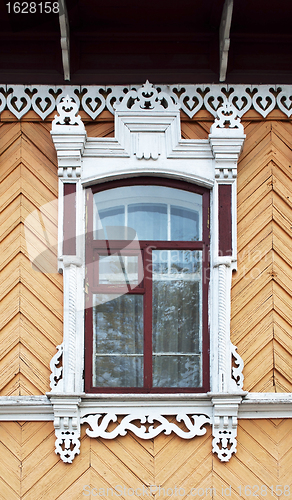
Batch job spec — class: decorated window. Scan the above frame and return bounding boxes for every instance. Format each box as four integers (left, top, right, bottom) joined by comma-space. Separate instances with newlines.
49, 82, 246, 464
85, 178, 210, 393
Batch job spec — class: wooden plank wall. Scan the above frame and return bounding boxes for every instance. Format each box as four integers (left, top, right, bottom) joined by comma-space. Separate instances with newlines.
233, 116, 292, 392
1, 111, 292, 386
0, 117, 63, 395
0, 419, 291, 500
1, 109, 292, 498
181, 111, 292, 392
0, 112, 114, 395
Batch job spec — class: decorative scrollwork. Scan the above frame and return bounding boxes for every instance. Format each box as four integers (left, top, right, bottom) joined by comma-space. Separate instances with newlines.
49, 343, 63, 391
114, 81, 179, 112
6, 86, 32, 119
52, 95, 84, 128
81, 412, 211, 440
1, 84, 292, 120
251, 85, 276, 118
212, 415, 237, 462
0, 87, 6, 115
54, 416, 80, 464
81, 87, 106, 119
170, 84, 204, 118
231, 342, 244, 389
210, 100, 244, 133
31, 86, 56, 120
276, 85, 292, 117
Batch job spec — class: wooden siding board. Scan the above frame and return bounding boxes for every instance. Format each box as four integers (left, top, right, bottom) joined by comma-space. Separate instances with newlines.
0, 138, 22, 183
0, 165, 22, 213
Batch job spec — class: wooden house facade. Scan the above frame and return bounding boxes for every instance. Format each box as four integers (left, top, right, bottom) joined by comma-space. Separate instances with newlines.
1, 1, 292, 499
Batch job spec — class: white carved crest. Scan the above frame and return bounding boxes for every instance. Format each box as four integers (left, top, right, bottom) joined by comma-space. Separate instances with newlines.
52, 95, 84, 128
210, 100, 244, 133
114, 80, 179, 112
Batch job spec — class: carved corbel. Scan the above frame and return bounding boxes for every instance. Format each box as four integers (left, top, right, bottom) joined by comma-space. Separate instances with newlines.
211, 395, 242, 462
49, 396, 81, 464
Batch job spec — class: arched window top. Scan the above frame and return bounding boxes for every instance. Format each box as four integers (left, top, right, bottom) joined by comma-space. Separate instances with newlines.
93, 184, 203, 242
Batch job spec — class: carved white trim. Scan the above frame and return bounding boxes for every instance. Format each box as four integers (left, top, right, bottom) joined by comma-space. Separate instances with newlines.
54, 416, 80, 463
49, 343, 63, 391
212, 415, 237, 462
52, 95, 84, 128
211, 395, 242, 462
218, 265, 228, 391
210, 100, 244, 133
50, 396, 81, 463
81, 413, 211, 440
2, 84, 292, 120
231, 343, 244, 389
2, 394, 292, 421
47, 81, 247, 463
115, 80, 179, 112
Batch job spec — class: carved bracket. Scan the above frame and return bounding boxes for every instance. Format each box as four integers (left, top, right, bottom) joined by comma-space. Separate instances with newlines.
211, 396, 242, 462
49, 396, 81, 464
212, 415, 237, 462
54, 416, 80, 463
49, 343, 63, 391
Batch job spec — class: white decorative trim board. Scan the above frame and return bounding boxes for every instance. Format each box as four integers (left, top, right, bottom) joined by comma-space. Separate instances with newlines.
1, 394, 292, 421
1, 84, 292, 120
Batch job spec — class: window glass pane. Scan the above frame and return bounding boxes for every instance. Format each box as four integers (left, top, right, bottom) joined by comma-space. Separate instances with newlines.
128, 203, 167, 240
153, 356, 201, 388
152, 250, 202, 387
94, 206, 125, 240
92, 294, 143, 387
93, 186, 202, 240
171, 206, 200, 241
99, 255, 139, 285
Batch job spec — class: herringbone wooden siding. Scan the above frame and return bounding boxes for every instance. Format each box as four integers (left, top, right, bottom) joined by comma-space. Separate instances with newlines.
0, 419, 291, 500
1, 111, 292, 498
182, 112, 292, 392
0, 115, 114, 395
1, 112, 292, 394
233, 118, 292, 392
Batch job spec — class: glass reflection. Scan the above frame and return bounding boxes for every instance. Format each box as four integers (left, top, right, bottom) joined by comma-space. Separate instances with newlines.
93, 294, 143, 387
93, 186, 202, 241
152, 250, 202, 387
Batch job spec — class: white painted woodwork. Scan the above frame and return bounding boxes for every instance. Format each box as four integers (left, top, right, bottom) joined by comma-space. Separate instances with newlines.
2, 84, 292, 120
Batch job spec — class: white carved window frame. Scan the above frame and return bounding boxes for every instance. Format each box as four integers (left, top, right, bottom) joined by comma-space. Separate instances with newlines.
48, 83, 246, 464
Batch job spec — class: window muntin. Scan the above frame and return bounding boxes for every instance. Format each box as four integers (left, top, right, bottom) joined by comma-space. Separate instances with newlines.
85, 178, 209, 393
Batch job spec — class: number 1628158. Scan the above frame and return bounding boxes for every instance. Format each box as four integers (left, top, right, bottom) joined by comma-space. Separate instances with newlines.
6, 2, 60, 14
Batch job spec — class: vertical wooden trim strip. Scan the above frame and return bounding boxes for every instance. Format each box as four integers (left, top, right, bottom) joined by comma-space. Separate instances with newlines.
218, 184, 232, 256
63, 183, 76, 255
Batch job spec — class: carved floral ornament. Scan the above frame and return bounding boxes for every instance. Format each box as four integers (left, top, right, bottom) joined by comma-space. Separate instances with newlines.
41, 81, 248, 464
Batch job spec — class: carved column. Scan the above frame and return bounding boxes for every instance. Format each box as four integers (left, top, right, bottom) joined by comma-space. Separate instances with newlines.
49, 96, 87, 461
50, 96, 87, 394
209, 101, 246, 460
209, 100, 245, 393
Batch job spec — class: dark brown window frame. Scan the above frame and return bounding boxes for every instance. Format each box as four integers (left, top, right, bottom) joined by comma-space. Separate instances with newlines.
85, 177, 210, 393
